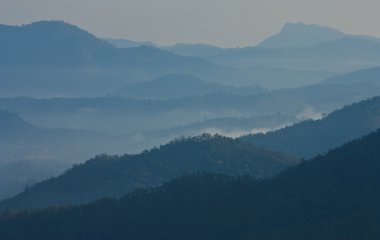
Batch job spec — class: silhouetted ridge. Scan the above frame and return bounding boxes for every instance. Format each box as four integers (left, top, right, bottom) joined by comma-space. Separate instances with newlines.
162, 43, 225, 57
322, 66, 380, 85
0, 20, 116, 66
1, 130, 380, 239
0, 134, 298, 212
0, 21, 214, 67
112, 73, 264, 99
104, 38, 157, 48
1, 21, 256, 97
241, 96, 380, 158
258, 22, 346, 48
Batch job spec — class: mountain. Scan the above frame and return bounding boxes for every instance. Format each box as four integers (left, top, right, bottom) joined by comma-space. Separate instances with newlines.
0, 109, 149, 200
207, 37, 380, 73
149, 114, 297, 138
0, 95, 307, 162
0, 20, 202, 67
0, 21, 117, 66
2, 64, 380, 136
157, 24, 380, 89
0, 109, 35, 136
321, 66, 380, 86
0, 160, 62, 202
258, 22, 347, 48
0, 111, 63, 199
241, 96, 380, 159
0, 109, 116, 166
104, 39, 225, 57
0, 21, 252, 97
162, 43, 225, 57
242, 66, 332, 89
258, 22, 380, 49
204, 23, 380, 74
0, 134, 299, 212
2, 67, 379, 200
112, 73, 265, 99
1, 129, 380, 239
4, 21, 380, 94
104, 38, 157, 48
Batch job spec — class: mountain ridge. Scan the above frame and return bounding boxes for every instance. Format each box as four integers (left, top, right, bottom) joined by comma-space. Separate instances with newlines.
1, 129, 380, 239
0, 21, 253, 97
241, 95, 380, 158
0, 134, 299, 212
258, 22, 347, 48
112, 73, 265, 99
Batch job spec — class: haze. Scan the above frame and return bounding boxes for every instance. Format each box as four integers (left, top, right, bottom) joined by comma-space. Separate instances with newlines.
0, 0, 379, 47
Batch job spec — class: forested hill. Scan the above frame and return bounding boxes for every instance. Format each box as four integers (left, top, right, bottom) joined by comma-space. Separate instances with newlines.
241, 96, 380, 158
1, 129, 380, 239
0, 134, 298, 212
0, 109, 36, 135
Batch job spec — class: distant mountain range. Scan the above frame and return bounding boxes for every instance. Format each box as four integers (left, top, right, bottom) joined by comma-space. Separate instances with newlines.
104, 38, 226, 56
204, 23, 380, 74
0, 21, 253, 97
2, 20, 380, 97
107, 22, 380, 53
149, 114, 297, 138
161, 43, 226, 57
3, 89, 380, 210
321, 66, 380, 86
105, 23, 380, 74
104, 38, 156, 48
112, 73, 265, 99
1, 20, 380, 240
242, 95, 380, 159
1, 65, 380, 136
0, 134, 299, 212
206, 38, 380, 73
258, 22, 347, 48
105, 39, 225, 57
0, 21, 116, 66
104, 23, 380, 88
0, 109, 117, 166
2, 128, 380, 239
1, 65, 379, 200
0, 108, 297, 202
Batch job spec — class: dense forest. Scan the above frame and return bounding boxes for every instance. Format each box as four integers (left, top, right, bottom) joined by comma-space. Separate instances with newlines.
0, 134, 298, 212
1, 129, 380, 239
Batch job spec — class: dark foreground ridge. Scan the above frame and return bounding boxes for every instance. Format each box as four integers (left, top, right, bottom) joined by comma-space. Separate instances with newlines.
0, 134, 298, 212
1, 129, 380, 239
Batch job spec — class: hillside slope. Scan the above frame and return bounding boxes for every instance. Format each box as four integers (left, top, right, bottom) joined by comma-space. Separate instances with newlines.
241, 96, 380, 158
1, 130, 380, 239
0, 134, 298, 212
0, 21, 250, 97
258, 22, 346, 48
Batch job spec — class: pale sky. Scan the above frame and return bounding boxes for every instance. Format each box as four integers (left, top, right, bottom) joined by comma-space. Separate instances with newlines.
0, 0, 380, 47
